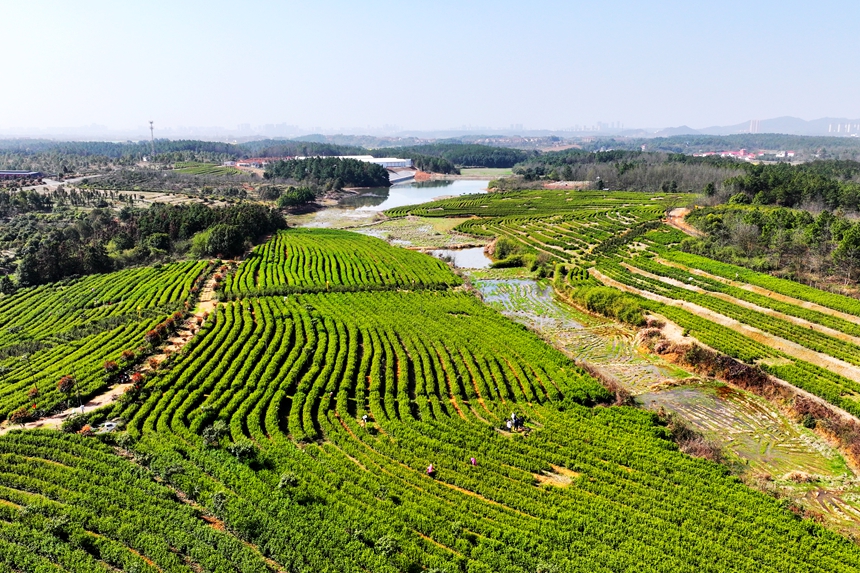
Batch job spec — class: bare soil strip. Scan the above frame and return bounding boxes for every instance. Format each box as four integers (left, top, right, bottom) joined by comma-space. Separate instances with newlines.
623, 263, 860, 347
654, 256, 860, 325
665, 207, 704, 237
591, 269, 860, 384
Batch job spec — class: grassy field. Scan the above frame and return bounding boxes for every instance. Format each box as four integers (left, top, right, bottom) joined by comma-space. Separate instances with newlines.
174, 161, 242, 176
459, 167, 513, 177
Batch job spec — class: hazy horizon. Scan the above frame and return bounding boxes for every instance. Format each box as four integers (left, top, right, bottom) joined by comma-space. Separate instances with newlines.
2, 0, 858, 135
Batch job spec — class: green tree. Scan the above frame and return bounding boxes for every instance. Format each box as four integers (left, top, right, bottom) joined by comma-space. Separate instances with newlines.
192, 224, 245, 258
277, 186, 316, 208
0, 275, 15, 295
833, 224, 860, 283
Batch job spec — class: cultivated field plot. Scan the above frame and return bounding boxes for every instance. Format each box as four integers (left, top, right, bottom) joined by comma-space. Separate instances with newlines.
385, 189, 687, 219
173, 161, 243, 176
640, 382, 846, 476
0, 431, 274, 572
90, 289, 860, 572
220, 228, 461, 298
597, 234, 860, 418
386, 190, 685, 270
1, 226, 860, 570
396, 189, 860, 421
0, 262, 206, 419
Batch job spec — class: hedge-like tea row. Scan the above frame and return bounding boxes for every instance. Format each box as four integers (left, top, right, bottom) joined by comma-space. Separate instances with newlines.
221, 229, 461, 298
0, 261, 207, 420
82, 289, 860, 572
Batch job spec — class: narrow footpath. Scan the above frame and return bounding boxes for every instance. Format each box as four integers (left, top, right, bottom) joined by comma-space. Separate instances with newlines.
0, 269, 220, 434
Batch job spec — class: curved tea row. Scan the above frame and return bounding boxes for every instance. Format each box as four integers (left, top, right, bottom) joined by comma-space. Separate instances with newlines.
0, 262, 208, 419
1, 228, 860, 572
221, 229, 460, 299
103, 289, 860, 572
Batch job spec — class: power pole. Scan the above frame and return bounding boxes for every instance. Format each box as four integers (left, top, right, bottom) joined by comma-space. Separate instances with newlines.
149, 121, 155, 156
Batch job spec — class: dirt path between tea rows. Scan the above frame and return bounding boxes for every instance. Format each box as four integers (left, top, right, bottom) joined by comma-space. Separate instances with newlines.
591, 268, 860, 384
0, 270, 220, 435
665, 207, 704, 237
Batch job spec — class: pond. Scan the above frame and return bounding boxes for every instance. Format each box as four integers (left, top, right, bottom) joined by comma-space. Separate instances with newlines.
294, 179, 491, 228
430, 247, 492, 269
340, 179, 489, 211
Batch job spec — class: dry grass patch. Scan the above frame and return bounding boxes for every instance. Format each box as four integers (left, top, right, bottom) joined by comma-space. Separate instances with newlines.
535, 465, 581, 487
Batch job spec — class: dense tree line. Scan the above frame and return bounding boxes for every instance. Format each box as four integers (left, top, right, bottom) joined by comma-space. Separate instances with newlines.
581, 134, 860, 158
372, 143, 532, 168
506, 150, 744, 193
0, 139, 363, 175
6, 202, 285, 287
684, 205, 860, 285
239, 139, 364, 157
264, 157, 390, 188
722, 161, 860, 210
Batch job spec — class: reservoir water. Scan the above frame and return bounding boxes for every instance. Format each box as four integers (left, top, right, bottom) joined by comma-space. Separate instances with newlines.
340, 179, 489, 211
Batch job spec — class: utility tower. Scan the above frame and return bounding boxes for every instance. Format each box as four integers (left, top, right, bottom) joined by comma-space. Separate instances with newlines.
149, 121, 155, 156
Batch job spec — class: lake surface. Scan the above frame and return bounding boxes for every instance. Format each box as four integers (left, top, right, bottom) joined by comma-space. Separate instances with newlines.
430, 247, 492, 269
340, 179, 489, 211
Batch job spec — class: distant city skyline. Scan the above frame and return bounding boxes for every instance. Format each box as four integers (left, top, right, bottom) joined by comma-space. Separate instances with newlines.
1, 0, 858, 135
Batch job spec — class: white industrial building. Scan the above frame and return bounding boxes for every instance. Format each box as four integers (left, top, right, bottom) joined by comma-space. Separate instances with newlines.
336, 155, 413, 168
290, 155, 412, 168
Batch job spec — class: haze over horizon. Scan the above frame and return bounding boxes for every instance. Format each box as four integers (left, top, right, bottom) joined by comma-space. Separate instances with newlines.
2, 0, 858, 135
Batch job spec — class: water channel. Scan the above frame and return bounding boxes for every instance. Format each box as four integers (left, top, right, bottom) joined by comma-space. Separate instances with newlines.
430, 247, 492, 269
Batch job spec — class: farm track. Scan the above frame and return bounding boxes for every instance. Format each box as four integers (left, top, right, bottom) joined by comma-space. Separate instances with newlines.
654, 256, 860, 324
665, 207, 704, 237
0, 269, 220, 434
622, 262, 860, 347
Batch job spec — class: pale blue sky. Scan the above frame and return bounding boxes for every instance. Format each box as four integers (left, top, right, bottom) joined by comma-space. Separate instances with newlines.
1, 0, 858, 133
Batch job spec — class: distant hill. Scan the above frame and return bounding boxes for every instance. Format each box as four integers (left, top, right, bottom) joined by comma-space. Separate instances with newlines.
698, 116, 860, 136
654, 125, 702, 137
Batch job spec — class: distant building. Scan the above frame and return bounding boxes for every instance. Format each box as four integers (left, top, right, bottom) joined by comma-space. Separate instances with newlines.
0, 170, 41, 180
235, 155, 414, 171
331, 155, 413, 169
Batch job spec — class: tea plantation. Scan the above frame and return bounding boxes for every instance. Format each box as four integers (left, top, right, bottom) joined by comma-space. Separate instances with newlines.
1, 228, 860, 572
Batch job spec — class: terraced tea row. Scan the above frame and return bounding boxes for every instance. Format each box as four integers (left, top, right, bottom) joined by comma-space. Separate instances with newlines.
221, 229, 461, 299
384, 189, 688, 218
0, 431, 275, 573
75, 289, 860, 572
0, 262, 208, 421
659, 250, 860, 318
596, 258, 860, 415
